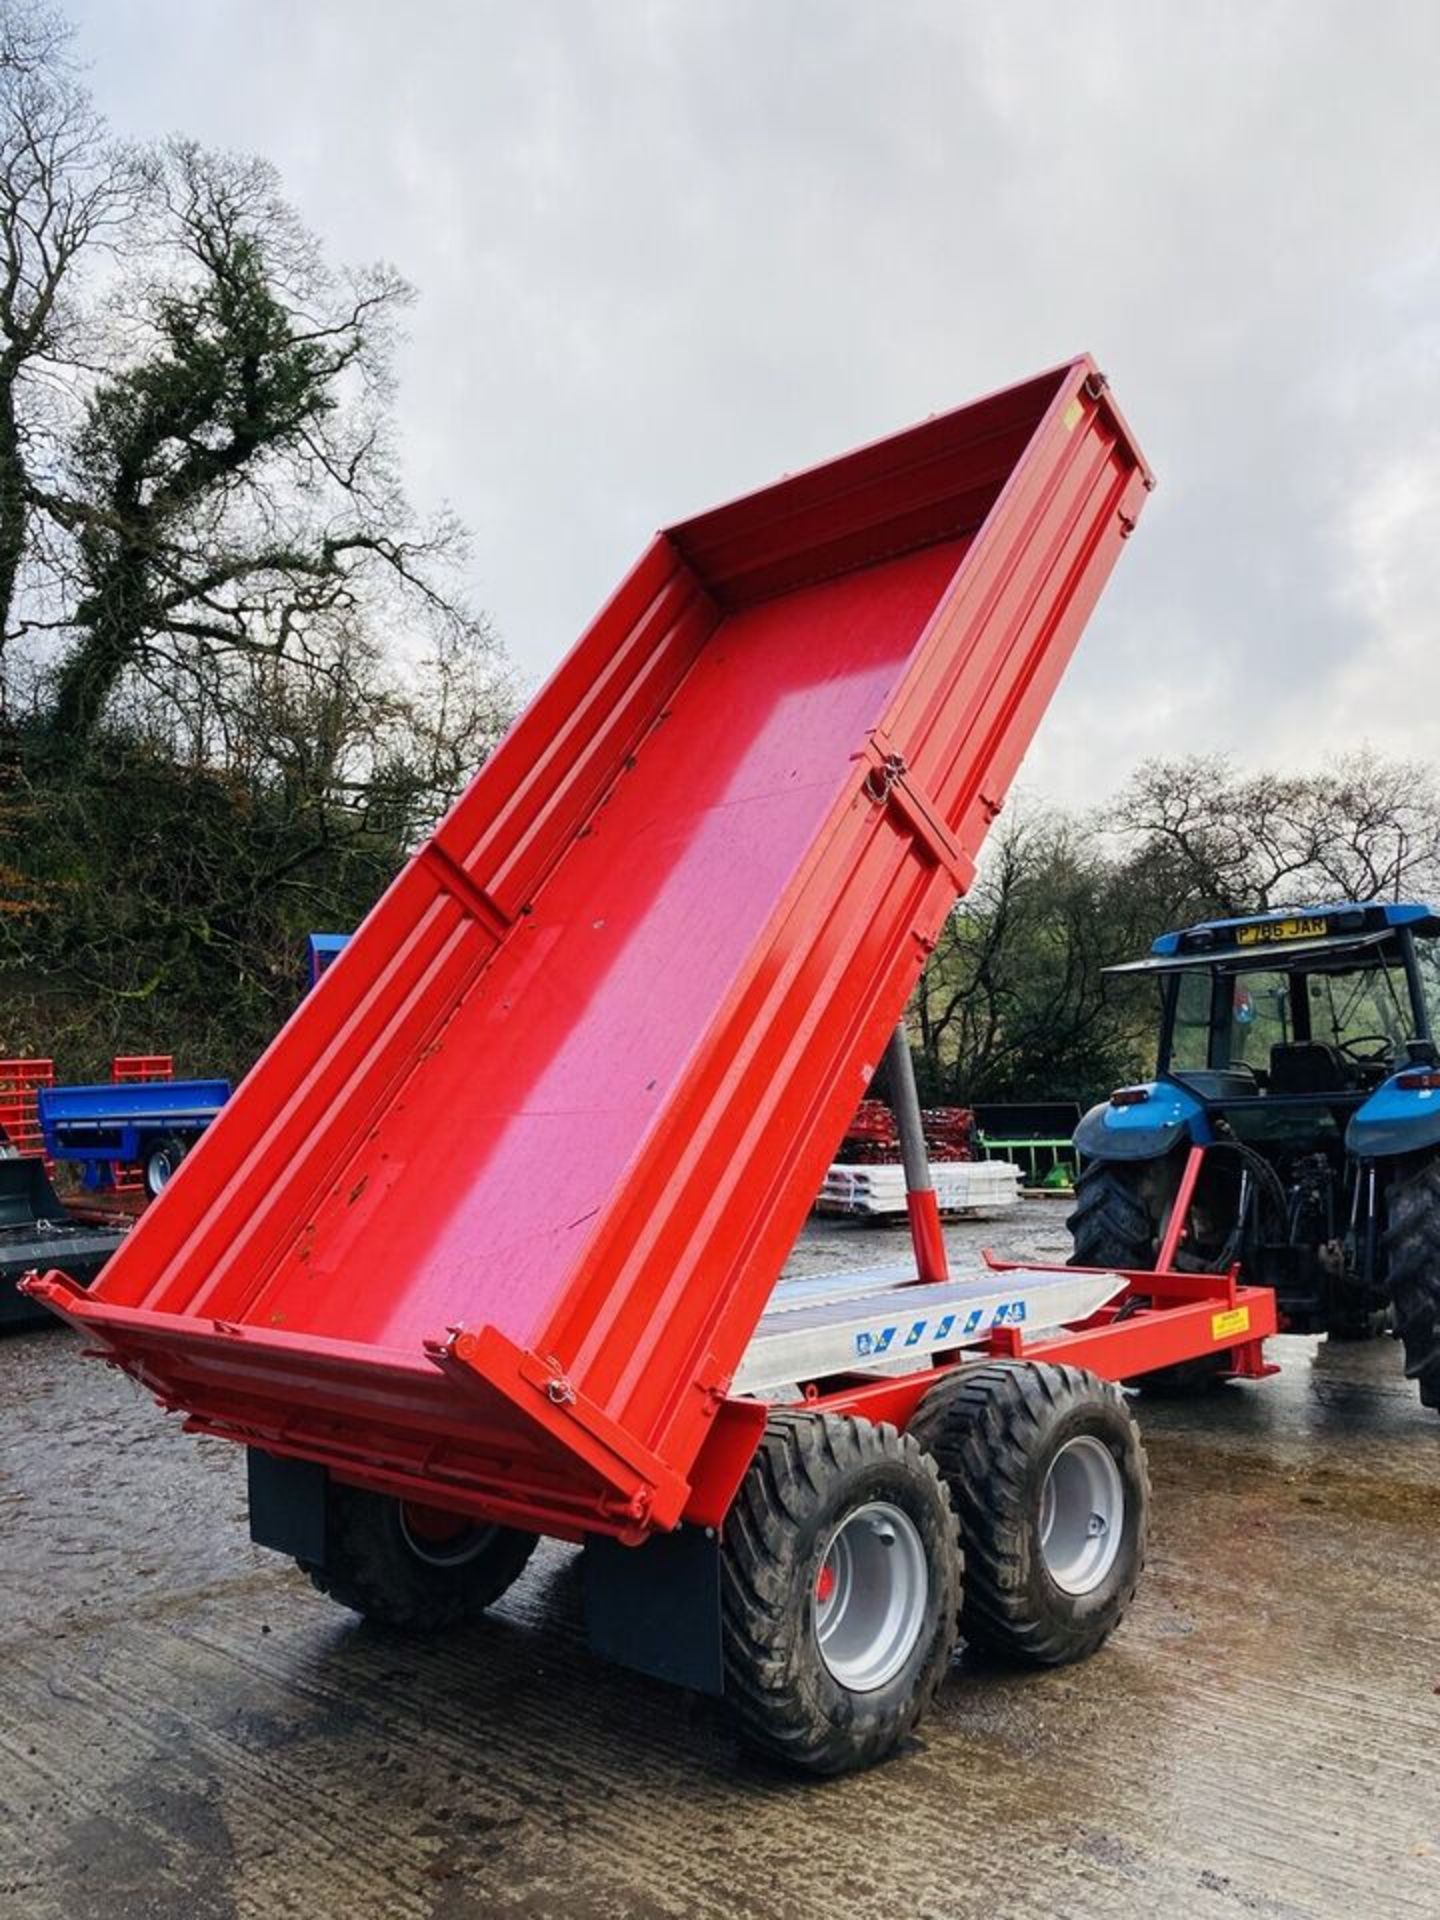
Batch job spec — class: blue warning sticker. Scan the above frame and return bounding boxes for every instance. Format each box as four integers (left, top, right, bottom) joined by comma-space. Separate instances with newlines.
855, 1323, 899, 1358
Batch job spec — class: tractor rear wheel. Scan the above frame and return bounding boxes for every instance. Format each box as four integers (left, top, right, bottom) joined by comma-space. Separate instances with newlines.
720, 1412, 962, 1774
908, 1361, 1149, 1666
304, 1482, 538, 1631
1383, 1156, 1440, 1412
1067, 1162, 1156, 1271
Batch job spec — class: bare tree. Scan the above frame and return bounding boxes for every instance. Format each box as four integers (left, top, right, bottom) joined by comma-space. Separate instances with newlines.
914, 808, 1164, 1102
0, 4, 137, 703
29, 139, 493, 742
1112, 751, 1440, 914
0, 8, 516, 1081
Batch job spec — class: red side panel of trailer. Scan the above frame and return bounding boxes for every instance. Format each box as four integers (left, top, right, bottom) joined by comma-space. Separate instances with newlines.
30, 358, 1152, 1539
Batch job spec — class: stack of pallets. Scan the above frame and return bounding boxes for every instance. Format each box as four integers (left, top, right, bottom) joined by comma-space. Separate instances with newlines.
816, 1158, 1021, 1219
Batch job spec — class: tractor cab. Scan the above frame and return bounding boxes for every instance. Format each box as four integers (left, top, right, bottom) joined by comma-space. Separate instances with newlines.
1116, 903, 1440, 1123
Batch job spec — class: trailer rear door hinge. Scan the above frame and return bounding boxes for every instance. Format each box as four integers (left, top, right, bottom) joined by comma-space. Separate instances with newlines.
862, 751, 907, 803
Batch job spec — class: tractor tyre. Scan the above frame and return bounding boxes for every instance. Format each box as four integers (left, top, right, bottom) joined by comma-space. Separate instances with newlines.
720, 1411, 962, 1775
1382, 1157, 1440, 1412
908, 1361, 1149, 1667
304, 1482, 538, 1631
143, 1134, 188, 1199
1067, 1162, 1156, 1271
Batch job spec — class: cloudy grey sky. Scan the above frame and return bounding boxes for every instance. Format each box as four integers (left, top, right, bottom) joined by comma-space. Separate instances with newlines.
71, 1, 1440, 805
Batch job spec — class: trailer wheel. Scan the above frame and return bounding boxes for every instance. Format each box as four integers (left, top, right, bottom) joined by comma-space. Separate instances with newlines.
144, 1134, 188, 1198
1383, 1156, 1440, 1412
720, 1412, 962, 1775
304, 1482, 538, 1631
908, 1362, 1148, 1666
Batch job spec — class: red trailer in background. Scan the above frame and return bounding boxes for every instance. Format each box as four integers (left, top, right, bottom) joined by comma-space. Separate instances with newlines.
29, 359, 1276, 1773
0, 1058, 55, 1167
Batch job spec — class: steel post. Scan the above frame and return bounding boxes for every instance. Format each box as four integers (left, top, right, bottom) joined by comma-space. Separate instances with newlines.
883, 1023, 949, 1284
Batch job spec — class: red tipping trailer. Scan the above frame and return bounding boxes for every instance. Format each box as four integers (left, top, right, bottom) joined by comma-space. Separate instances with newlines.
29, 359, 1275, 1772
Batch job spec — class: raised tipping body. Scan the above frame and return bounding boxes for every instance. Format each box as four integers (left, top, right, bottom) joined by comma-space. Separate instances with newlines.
28, 358, 1153, 1541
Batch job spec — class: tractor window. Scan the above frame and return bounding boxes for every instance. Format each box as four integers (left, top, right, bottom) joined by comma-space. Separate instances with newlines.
1224, 971, 1291, 1071
1414, 939, 1440, 1037
1167, 971, 1212, 1071
1304, 963, 1413, 1063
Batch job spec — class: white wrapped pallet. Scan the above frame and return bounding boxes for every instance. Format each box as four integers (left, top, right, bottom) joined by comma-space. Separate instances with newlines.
816, 1159, 1022, 1219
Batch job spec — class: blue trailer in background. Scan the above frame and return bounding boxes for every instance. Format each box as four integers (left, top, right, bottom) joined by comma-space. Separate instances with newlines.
38, 1078, 231, 1198
306, 933, 350, 990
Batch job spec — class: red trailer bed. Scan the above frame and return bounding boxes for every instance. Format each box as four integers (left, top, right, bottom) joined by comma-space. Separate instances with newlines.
30, 358, 1154, 1543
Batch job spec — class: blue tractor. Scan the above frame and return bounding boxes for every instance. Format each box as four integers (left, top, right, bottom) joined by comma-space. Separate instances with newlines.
1069, 902, 1440, 1411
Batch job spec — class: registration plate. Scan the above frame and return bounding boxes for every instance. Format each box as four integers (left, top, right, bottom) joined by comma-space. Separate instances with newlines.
1235, 916, 1327, 948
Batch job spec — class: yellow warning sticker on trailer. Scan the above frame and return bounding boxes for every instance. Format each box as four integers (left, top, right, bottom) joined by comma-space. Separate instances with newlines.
1062, 398, 1083, 431
1211, 1306, 1251, 1341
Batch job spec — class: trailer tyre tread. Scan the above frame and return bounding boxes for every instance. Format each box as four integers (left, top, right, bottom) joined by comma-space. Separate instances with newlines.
721, 1412, 962, 1775
304, 1482, 538, 1632
908, 1361, 1149, 1666
1383, 1156, 1440, 1412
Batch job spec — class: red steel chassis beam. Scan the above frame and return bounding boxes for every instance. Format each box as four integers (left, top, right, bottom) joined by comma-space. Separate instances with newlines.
685, 1260, 1279, 1532
54, 1258, 1279, 1546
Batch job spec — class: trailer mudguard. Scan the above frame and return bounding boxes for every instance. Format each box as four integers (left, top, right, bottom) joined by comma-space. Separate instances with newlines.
27, 357, 1153, 1542
1074, 1080, 1207, 1165
1347, 1075, 1440, 1160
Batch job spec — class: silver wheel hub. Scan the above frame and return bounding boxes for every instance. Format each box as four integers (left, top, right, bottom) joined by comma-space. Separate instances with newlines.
814, 1500, 928, 1692
1039, 1434, 1125, 1595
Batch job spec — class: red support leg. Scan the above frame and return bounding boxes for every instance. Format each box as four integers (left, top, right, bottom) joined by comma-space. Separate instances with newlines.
1156, 1144, 1206, 1272
905, 1188, 950, 1287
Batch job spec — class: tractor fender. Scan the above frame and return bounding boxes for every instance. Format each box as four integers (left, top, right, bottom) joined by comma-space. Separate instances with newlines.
1074, 1080, 1208, 1165
1346, 1074, 1440, 1160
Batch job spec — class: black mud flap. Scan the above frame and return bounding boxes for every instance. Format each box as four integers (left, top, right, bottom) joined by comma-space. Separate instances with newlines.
583, 1526, 724, 1696
246, 1448, 328, 1565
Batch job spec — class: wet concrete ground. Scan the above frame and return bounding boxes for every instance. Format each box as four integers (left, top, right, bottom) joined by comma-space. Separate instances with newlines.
1, 1200, 1436, 1919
